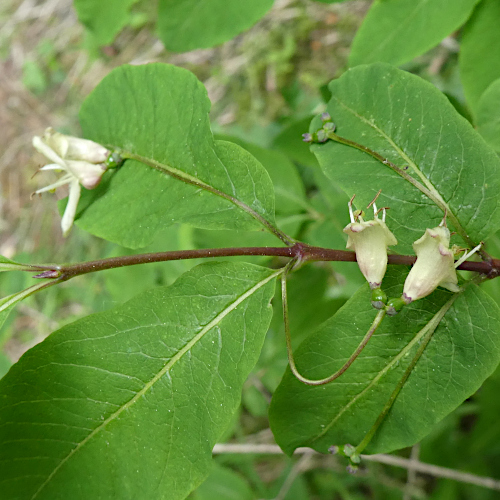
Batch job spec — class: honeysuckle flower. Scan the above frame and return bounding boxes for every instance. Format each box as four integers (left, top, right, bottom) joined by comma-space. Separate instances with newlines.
401, 224, 460, 304
343, 195, 397, 293
32, 128, 110, 236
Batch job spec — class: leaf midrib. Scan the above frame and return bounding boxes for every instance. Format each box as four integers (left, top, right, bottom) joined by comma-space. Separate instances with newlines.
333, 97, 474, 246
31, 268, 281, 499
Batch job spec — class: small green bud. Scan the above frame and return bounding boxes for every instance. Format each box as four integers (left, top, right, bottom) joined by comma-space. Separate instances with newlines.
343, 443, 356, 457
105, 152, 124, 169
323, 121, 336, 132
371, 287, 387, 309
315, 129, 328, 143
346, 464, 359, 474
386, 297, 406, 316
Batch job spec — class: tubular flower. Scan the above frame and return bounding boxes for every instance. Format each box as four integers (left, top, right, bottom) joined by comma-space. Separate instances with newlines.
32, 128, 110, 236
402, 225, 460, 304
343, 196, 397, 291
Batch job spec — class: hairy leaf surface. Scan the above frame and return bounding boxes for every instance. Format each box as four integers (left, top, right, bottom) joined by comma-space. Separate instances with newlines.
349, 0, 479, 67
77, 64, 276, 248
269, 271, 500, 455
158, 0, 273, 52
0, 262, 277, 499
311, 63, 500, 252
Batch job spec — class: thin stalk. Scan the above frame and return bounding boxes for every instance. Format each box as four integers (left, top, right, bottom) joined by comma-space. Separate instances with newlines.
121, 151, 294, 246
0, 279, 61, 315
281, 260, 386, 386
353, 293, 459, 456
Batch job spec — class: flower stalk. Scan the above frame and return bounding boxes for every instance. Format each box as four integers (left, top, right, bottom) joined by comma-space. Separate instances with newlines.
281, 259, 387, 386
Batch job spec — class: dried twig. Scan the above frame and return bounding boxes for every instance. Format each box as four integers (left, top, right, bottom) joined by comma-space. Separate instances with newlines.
212, 443, 500, 491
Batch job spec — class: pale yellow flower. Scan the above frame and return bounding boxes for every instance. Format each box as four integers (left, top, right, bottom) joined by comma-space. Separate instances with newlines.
343, 196, 397, 290
402, 225, 460, 304
33, 128, 109, 236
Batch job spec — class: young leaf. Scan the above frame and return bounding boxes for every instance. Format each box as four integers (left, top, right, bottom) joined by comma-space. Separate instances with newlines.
157, 0, 273, 52
77, 64, 277, 248
73, 0, 138, 46
311, 63, 500, 252
459, 0, 500, 115
0, 262, 278, 499
269, 272, 500, 456
349, 0, 479, 67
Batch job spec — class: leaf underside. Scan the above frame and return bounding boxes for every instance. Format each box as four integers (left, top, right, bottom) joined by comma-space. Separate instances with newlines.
0, 262, 277, 499
269, 269, 500, 455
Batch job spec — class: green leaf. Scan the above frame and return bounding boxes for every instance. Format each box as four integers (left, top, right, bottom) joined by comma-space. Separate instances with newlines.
272, 117, 319, 168
476, 78, 500, 153
157, 0, 273, 52
0, 281, 54, 333
217, 137, 308, 216
73, 0, 138, 46
0, 255, 40, 273
0, 353, 11, 380
311, 63, 500, 253
459, 0, 500, 115
103, 226, 199, 303
349, 0, 479, 67
77, 64, 277, 248
0, 262, 278, 499
269, 271, 500, 455
190, 465, 254, 500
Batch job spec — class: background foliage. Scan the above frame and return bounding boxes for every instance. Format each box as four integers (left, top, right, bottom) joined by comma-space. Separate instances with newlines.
1, 0, 500, 499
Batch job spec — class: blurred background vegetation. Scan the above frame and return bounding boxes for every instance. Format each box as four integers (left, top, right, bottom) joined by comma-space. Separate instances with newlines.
1, 1, 499, 498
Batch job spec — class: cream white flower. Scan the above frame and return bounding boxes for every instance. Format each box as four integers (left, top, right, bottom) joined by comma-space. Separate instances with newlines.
343, 195, 397, 290
402, 225, 460, 304
32, 128, 110, 236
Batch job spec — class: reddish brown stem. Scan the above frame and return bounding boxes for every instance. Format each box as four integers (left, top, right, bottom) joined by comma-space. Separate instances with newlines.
32, 242, 500, 281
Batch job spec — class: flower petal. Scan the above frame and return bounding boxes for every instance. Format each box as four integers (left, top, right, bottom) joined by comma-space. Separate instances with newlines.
61, 179, 81, 237
32, 135, 68, 171
65, 160, 107, 189
402, 226, 459, 303
34, 174, 74, 194
344, 219, 397, 289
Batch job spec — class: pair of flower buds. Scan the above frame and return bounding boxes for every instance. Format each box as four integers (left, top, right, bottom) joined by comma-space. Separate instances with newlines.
344, 195, 464, 315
